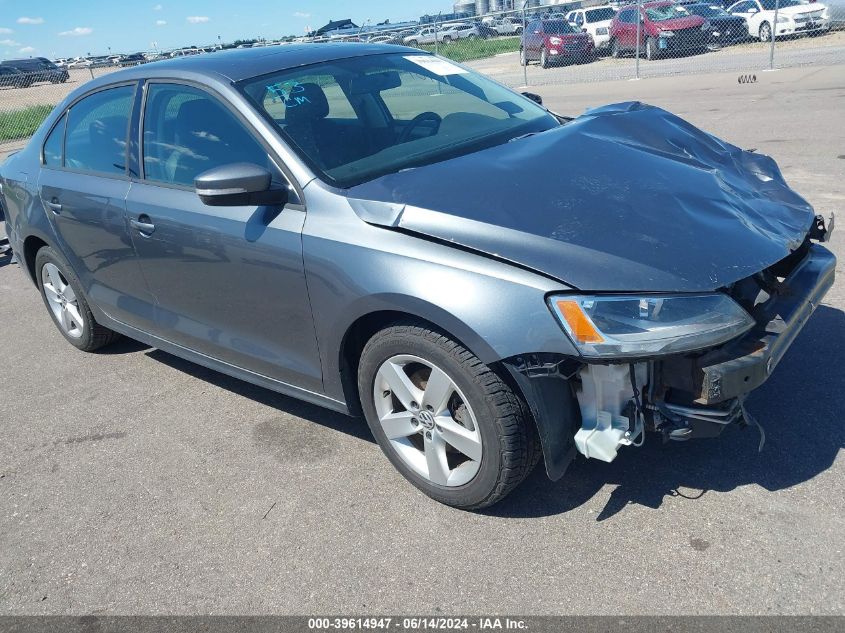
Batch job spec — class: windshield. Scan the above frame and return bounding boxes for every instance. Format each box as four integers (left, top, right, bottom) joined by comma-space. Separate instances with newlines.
759, 0, 800, 8
585, 8, 617, 22
240, 53, 558, 188
543, 19, 577, 34
646, 4, 691, 20
688, 4, 729, 16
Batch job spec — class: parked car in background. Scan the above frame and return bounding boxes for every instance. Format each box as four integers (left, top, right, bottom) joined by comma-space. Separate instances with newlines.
0, 65, 26, 88
403, 26, 446, 46
474, 22, 500, 38
610, 2, 709, 59
439, 23, 480, 41
491, 16, 525, 35
567, 6, 618, 52
118, 53, 147, 66
683, 3, 748, 45
1, 45, 834, 510
726, 0, 830, 40
521, 18, 595, 67
0, 57, 68, 85
67, 57, 92, 69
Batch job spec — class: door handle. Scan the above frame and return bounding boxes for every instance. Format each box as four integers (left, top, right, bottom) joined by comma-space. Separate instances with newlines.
46, 199, 62, 214
130, 215, 156, 235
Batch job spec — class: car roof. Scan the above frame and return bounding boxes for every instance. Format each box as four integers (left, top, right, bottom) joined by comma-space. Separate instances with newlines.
91, 43, 418, 84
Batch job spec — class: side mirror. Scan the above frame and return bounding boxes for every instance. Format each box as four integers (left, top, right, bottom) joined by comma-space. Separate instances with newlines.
521, 91, 543, 106
582, 27, 588, 32
195, 163, 288, 207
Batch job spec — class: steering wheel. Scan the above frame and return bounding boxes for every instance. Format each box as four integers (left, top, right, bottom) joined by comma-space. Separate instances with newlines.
397, 111, 442, 144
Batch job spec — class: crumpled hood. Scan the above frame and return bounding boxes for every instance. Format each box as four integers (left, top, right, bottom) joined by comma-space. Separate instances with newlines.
346, 102, 815, 292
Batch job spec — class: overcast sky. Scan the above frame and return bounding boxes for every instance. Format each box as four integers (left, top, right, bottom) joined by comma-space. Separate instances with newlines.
0, 0, 455, 59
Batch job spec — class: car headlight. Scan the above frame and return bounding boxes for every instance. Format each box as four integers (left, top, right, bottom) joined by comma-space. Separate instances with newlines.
550, 36, 563, 44
548, 293, 754, 358
776, 14, 791, 22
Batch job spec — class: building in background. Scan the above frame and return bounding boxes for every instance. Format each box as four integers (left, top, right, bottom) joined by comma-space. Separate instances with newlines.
453, 0, 577, 14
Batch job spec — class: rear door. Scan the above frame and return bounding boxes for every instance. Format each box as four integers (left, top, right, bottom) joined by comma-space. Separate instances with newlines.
38, 82, 155, 329
125, 81, 322, 390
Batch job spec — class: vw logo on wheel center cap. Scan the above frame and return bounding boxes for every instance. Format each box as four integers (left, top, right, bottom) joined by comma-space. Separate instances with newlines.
417, 409, 436, 430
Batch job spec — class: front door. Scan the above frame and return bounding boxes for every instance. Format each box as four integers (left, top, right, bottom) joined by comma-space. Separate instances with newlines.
126, 82, 323, 391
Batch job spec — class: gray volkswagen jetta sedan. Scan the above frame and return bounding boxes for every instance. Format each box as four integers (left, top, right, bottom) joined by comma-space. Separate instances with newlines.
0, 45, 835, 509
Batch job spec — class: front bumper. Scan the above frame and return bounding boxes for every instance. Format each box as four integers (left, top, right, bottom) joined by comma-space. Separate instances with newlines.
661, 243, 835, 405
776, 18, 830, 36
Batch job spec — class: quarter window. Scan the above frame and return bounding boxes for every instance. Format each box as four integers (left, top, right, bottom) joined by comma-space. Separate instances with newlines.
142, 84, 272, 187
43, 113, 66, 167
64, 85, 134, 175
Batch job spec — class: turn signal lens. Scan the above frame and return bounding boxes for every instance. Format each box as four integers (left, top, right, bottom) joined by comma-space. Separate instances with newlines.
555, 300, 604, 343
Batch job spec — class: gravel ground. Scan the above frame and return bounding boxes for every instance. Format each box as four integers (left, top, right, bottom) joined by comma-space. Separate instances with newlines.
0, 63, 842, 616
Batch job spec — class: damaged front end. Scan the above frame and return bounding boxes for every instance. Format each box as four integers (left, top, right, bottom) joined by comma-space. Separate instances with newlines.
505, 234, 836, 480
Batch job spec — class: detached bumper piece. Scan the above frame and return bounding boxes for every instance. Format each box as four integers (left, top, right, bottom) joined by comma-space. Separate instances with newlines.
660, 243, 836, 406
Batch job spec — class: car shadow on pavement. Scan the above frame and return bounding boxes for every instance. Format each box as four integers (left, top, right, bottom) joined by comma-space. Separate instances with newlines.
485, 304, 845, 520
144, 348, 375, 443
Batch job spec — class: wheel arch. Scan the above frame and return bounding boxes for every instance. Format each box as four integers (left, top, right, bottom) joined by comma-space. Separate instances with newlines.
336, 303, 500, 417
22, 233, 51, 285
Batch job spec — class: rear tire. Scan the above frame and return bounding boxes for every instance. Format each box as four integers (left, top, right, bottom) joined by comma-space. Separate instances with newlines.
540, 46, 551, 68
519, 46, 528, 66
759, 21, 772, 42
35, 246, 121, 352
611, 37, 621, 58
358, 321, 541, 510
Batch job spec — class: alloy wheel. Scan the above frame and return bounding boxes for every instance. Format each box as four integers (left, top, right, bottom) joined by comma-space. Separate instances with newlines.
372, 354, 482, 487
41, 262, 85, 338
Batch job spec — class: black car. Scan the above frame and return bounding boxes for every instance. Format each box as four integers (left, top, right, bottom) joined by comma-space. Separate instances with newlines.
0, 57, 69, 86
683, 3, 748, 45
0, 65, 26, 88
118, 53, 147, 66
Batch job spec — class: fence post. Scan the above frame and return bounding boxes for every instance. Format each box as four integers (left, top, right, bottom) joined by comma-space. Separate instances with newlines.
769, 0, 779, 70
522, 1, 528, 87
435, 12, 441, 56
635, 0, 642, 79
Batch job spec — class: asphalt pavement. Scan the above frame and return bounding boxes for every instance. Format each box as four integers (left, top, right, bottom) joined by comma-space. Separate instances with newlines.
0, 64, 843, 616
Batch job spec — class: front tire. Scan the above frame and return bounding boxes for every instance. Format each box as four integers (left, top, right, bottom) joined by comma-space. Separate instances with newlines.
540, 46, 551, 68
358, 322, 540, 510
759, 21, 772, 42
519, 46, 528, 66
35, 246, 121, 352
611, 37, 621, 58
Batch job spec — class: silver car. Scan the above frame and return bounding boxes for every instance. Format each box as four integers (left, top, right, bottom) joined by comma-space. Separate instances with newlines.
0, 45, 834, 509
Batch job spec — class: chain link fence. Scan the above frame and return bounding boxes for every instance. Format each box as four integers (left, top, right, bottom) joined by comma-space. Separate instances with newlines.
1, 0, 844, 146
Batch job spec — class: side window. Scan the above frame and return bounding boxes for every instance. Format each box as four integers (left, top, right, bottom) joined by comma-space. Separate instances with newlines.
142, 83, 271, 187
575, 13, 584, 26
618, 10, 632, 23
64, 85, 134, 175
43, 113, 66, 167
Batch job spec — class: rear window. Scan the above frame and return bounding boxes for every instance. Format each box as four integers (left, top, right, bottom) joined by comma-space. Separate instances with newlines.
586, 8, 617, 22
543, 19, 577, 34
